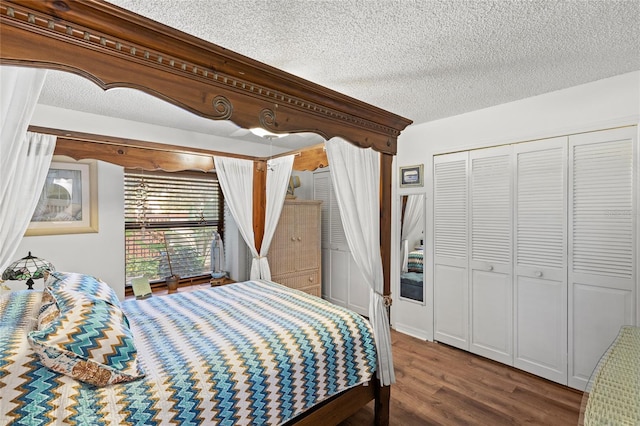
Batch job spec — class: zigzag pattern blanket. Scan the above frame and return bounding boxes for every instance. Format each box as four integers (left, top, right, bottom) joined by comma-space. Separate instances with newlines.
1, 280, 376, 425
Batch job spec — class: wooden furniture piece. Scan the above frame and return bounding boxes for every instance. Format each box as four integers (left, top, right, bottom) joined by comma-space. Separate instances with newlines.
269, 200, 322, 297
210, 276, 235, 287
0, 1, 413, 424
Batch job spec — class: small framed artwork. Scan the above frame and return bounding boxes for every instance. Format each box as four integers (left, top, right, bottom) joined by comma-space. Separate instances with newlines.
26, 158, 98, 236
399, 164, 424, 188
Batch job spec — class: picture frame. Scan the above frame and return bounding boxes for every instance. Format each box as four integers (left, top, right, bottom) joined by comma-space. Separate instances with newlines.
399, 164, 424, 188
26, 158, 98, 236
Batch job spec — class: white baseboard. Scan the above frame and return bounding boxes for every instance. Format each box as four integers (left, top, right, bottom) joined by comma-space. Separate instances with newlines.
393, 323, 432, 341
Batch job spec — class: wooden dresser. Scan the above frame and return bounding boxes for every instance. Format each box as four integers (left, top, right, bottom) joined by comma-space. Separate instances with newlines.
268, 199, 322, 297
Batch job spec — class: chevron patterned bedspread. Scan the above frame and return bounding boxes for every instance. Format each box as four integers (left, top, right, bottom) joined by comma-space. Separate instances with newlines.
1, 280, 377, 425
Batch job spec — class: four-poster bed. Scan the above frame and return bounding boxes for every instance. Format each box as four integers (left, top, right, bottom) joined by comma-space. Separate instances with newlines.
0, 0, 412, 424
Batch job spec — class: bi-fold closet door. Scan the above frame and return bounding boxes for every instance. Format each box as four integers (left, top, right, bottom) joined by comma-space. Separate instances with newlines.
568, 127, 637, 390
434, 143, 562, 373
434, 127, 637, 388
513, 138, 568, 384
468, 146, 513, 365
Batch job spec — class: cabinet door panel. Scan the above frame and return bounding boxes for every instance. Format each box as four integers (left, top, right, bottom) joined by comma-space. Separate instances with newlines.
295, 203, 321, 271
470, 269, 512, 364
514, 275, 566, 383
348, 261, 369, 316
269, 204, 296, 276
469, 146, 513, 364
434, 263, 468, 349
568, 127, 637, 390
514, 137, 568, 385
434, 152, 469, 349
328, 249, 349, 306
570, 283, 633, 388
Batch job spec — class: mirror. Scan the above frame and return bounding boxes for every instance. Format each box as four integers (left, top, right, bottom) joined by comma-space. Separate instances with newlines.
399, 194, 425, 302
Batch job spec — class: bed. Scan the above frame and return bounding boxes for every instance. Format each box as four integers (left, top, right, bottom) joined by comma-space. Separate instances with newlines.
1, 272, 377, 425
579, 326, 640, 425
0, 1, 412, 424
400, 249, 424, 302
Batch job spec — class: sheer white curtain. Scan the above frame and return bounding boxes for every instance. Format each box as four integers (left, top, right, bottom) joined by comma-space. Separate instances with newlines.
1, 66, 56, 271
325, 136, 395, 386
401, 194, 425, 272
213, 156, 259, 276
214, 155, 293, 280
258, 155, 294, 280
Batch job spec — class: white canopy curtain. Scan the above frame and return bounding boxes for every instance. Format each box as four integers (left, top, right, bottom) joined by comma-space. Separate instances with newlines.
259, 155, 295, 280
401, 194, 425, 273
324, 136, 395, 386
0, 66, 57, 272
213, 155, 293, 280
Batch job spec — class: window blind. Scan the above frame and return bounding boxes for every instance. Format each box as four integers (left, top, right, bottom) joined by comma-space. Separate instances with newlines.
124, 170, 223, 283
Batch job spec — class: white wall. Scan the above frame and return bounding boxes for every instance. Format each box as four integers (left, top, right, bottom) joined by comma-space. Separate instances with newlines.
392, 70, 640, 340
291, 171, 314, 200
14, 160, 126, 299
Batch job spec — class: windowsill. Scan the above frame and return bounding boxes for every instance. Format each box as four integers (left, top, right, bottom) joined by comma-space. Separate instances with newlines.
124, 275, 212, 298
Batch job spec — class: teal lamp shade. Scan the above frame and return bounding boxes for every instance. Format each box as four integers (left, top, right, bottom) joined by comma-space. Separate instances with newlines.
2, 252, 55, 290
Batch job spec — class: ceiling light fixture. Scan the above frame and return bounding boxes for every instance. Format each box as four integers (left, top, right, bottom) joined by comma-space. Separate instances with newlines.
249, 127, 289, 138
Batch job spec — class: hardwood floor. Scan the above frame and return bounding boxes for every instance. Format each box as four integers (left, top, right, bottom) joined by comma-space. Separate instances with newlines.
340, 330, 584, 425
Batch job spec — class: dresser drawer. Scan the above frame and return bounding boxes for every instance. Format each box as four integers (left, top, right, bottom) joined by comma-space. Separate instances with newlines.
272, 270, 321, 296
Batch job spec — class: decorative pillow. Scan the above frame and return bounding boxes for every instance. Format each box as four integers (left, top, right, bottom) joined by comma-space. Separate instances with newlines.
29, 286, 144, 387
407, 249, 424, 273
46, 271, 121, 308
36, 290, 60, 330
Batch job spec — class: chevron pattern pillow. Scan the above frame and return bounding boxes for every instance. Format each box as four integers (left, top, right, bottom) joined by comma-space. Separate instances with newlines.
29, 285, 144, 387
45, 271, 121, 307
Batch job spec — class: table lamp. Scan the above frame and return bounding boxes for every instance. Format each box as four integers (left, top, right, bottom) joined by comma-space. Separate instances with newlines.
1, 252, 55, 290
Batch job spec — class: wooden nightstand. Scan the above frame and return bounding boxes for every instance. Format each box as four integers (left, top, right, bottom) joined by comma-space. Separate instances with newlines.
210, 276, 235, 287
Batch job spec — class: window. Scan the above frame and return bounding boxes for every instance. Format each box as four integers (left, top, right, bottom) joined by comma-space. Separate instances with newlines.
124, 170, 223, 284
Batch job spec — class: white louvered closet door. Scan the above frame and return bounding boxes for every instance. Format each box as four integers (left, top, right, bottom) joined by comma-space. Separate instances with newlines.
513, 137, 568, 384
469, 146, 513, 364
434, 152, 469, 349
313, 170, 368, 316
568, 127, 637, 390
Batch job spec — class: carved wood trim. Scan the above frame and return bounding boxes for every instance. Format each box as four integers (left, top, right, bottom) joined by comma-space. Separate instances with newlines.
31, 126, 255, 172
1, 0, 411, 155
33, 125, 333, 172
273, 143, 329, 172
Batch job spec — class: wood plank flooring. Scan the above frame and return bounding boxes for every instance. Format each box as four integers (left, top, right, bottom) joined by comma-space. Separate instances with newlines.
340, 330, 584, 425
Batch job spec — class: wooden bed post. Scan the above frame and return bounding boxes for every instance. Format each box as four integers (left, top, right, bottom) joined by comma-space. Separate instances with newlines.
377, 152, 393, 426
253, 160, 267, 253
380, 152, 393, 306
374, 377, 391, 426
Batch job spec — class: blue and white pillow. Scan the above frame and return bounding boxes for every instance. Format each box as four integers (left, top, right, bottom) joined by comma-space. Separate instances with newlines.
30, 274, 144, 387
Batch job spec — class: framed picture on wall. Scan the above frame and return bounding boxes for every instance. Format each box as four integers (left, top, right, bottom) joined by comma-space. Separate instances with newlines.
399, 164, 424, 188
26, 159, 98, 236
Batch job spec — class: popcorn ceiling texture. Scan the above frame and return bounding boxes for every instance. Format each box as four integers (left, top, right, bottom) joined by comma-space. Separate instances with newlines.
38, 0, 640, 148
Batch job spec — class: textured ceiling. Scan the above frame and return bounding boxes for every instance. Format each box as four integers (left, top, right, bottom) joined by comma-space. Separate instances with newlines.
36, 0, 640, 151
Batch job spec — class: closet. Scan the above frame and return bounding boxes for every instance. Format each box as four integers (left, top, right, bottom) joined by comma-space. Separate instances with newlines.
313, 170, 369, 316
433, 126, 637, 389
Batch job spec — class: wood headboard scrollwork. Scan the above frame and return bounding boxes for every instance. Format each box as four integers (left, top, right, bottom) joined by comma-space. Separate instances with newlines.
0, 0, 412, 154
